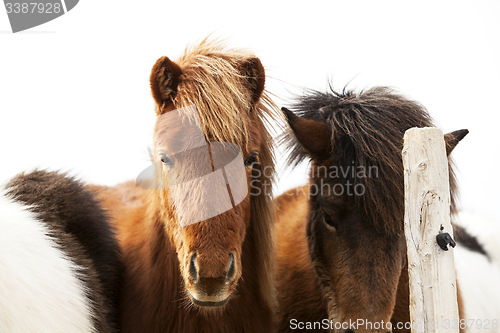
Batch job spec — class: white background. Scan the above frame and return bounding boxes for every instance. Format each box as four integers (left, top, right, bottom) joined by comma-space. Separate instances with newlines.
0, 0, 499, 221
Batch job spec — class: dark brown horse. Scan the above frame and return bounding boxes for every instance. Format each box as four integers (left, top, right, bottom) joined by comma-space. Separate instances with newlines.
90, 39, 281, 332
0, 170, 122, 333
274, 87, 477, 333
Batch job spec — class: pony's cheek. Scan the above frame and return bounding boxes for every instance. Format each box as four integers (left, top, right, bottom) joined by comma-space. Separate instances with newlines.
169, 231, 193, 274
233, 194, 252, 230
167, 226, 183, 253
309, 221, 339, 264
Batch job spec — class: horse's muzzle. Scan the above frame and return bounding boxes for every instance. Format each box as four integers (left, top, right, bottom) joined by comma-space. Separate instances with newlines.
186, 252, 237, 307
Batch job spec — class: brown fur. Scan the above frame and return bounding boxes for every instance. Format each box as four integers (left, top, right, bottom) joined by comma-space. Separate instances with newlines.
276, 87, 469, 332
91, 39, 283, 332
275, 186, 328, 332
150, 56, 183, 110
5, 170, 122, 333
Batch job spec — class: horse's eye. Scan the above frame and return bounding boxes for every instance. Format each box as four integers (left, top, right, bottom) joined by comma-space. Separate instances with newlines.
159, 152, 174, 166
244, 152, 259, 167
323, 213, 338, 231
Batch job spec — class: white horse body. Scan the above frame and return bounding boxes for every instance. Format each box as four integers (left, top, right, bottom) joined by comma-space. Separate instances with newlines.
0, 191, 95, 333
455, 211, 500, 333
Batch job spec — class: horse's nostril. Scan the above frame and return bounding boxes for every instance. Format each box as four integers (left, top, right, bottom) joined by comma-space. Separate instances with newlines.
189, 253, 198, 282
226, 253, 235, 282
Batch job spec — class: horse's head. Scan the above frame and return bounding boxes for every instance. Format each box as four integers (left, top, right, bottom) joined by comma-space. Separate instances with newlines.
282, 88, 467, 332
147, 40, 275, 309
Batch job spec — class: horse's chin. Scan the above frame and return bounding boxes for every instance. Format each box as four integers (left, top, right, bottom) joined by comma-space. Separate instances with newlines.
184, 276, 239, 310
190, 296, 229, 308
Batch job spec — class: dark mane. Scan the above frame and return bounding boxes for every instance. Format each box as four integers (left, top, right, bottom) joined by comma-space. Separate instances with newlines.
283, 86, 458, 234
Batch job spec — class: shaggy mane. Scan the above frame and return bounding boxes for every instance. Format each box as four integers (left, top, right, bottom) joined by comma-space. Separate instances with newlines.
171, 38, 280, 148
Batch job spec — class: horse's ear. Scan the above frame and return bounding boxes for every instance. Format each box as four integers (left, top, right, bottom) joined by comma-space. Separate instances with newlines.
239, 57, 265, 105
150, 56, 183, 115
282, 107, 332, 159
444, 129, 469, 156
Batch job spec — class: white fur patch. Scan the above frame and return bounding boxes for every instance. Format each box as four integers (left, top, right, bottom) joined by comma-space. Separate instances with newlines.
0, 192, 95, 333
454, 212, 500, 333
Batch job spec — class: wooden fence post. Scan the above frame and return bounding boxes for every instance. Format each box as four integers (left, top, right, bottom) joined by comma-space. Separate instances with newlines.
403, 127, 459, 333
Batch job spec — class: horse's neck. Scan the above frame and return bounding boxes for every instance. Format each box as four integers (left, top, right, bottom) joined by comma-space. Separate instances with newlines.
119, 204, 184, 332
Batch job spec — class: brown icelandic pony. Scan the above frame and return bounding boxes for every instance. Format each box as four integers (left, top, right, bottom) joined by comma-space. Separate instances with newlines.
90, 40, 281, 332
274, 87, 477, 333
